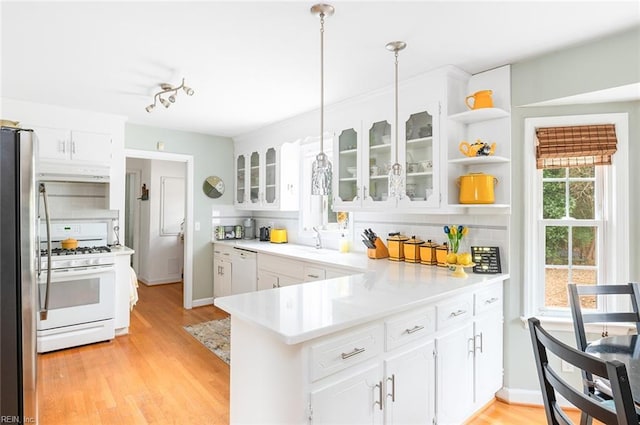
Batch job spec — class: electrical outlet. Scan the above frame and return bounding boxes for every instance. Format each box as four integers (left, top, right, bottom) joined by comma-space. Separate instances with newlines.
561, 360, 575, 373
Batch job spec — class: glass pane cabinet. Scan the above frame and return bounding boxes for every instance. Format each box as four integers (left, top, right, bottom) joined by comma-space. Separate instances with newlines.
265, 147, 277, 204
236, 154, 246, 204
401, 110, 436, 206
250, 151, 260, 203
337, 128, 358, 203
367, 121, 392, 204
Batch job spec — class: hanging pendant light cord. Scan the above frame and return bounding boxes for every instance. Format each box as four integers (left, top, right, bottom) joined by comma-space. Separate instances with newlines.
319, 11, 325, 154
393, 49, 399, 164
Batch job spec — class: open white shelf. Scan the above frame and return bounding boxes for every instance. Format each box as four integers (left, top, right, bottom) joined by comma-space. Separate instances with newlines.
448, 156, 509, 165
448, 108, 509, 124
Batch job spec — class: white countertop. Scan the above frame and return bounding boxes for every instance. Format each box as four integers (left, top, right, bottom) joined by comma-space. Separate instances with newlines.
111, 246, 134, 255
213, 240, 509, 345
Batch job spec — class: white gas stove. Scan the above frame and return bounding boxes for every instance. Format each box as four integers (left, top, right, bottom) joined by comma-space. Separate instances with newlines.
37, 221, 116, 352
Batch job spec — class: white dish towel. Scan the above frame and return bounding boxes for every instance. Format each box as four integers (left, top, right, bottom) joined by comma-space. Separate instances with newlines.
129, 267, 139, 311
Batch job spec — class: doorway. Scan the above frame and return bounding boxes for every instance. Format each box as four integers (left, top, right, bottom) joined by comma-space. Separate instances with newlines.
124, 149, 194, 309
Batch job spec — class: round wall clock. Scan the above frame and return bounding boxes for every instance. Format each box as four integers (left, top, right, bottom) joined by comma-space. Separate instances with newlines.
203, 175, 225, 199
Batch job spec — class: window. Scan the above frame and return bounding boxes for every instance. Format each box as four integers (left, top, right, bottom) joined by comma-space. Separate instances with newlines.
524, 114, 629, 318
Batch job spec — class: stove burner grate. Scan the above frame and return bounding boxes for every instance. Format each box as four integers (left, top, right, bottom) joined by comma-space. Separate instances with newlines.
41, 246, 112, 256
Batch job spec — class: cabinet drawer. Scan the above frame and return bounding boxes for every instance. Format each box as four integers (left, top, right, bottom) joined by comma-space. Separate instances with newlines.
310, 325, 383, 381
474, 284, 503, 315
303, 265, 326, 282
385, 307, 435, 351
213, 244, 234, 257
436, 294, 473, 331
257, 253, 304, 279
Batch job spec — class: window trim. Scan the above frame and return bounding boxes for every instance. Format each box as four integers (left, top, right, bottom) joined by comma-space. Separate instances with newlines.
523, 113, 629, 319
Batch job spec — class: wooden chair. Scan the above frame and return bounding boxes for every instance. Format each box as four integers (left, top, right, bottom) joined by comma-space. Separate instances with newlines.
568, 283, 640, 425
528, 317, 638, 425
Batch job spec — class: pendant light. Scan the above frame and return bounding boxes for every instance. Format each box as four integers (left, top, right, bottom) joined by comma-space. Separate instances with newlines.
310, 3, 334, 196
386, 41, 406, 200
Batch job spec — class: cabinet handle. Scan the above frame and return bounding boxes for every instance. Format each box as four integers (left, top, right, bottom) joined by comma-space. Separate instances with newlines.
71, 141, 76, 154
307, 274, 319, 279
475, 332, 484, 353
484, 297, 499, 305
354, 186, 360, 201
374, 381, 383, 411
468, 337, 475, 355
387, 374, 396, 402
363, 186, 368, 198
60, 140, 66, 154
404, 325, 425, 334
340, 347, 365, 360
449, 309, 466, 318
273, 283, 277, 288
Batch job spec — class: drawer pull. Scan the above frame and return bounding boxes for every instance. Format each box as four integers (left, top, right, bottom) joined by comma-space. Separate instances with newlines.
484, 297, 499, 305
404, 325, 425, 334
449, 309, 466, 318
307, 274, 320, 279
341, 347, 365, 360
374, 381, 383, 411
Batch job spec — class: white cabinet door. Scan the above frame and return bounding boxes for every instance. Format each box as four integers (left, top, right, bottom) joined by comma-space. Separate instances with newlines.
34, 126, 70, 161
213, 257, 232, 298
257, 269, 279, 290
311, 363, 383, 425
235, 153, 248, 207
474, 308, 503, 405
436, 323, 474, 425
384, 341, 435, 425
70, 130, 112, 164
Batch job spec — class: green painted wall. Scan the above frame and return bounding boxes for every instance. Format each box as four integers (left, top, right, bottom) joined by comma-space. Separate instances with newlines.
507, 27, 640, 393
125, 123, 234, 301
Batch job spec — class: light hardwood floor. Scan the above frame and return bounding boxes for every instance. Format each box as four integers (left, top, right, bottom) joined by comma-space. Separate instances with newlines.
37, 282, 582, 424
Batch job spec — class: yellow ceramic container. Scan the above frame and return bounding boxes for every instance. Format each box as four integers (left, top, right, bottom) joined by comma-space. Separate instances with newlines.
403, 236, 424, 263
387, 234, 409, 262
420, 240, 438, 265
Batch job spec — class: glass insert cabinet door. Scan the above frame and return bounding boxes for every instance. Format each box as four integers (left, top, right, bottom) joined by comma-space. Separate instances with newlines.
337, 128, 359, 203
250, 151, 260, 203
367, 120, 392, 203
403, 110, 435, 204
264, 147, 277, 204
236, 154, 246, 204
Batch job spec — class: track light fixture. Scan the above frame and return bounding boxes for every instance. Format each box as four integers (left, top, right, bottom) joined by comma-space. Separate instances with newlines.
145, 78, 194, 112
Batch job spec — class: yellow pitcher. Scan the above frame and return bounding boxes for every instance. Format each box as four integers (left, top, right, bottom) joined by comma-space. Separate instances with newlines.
465, 90, 493, 110
459, 140, 497, 157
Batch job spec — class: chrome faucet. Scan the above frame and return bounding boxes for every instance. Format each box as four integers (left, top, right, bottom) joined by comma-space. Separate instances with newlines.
312, 227, 322, 249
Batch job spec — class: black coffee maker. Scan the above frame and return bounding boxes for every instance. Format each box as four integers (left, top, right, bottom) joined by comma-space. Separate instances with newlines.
259, 227, 270, 241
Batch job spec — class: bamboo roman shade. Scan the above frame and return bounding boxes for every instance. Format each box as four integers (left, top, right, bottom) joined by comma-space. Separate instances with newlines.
535, 124, 618, 169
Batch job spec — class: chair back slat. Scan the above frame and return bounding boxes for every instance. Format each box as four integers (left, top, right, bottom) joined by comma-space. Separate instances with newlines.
529, 317, 638, 425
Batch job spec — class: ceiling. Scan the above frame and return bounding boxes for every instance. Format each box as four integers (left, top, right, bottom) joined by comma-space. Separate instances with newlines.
1, 1, 639, 138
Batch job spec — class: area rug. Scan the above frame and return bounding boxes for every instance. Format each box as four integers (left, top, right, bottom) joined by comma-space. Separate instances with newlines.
184, 317, 230, 365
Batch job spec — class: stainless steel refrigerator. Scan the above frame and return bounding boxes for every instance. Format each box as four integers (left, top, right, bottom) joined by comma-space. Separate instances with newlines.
0, 126, 37, 424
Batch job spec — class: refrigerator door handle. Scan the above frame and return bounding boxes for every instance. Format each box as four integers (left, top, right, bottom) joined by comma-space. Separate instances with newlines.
38, 183, 52, 321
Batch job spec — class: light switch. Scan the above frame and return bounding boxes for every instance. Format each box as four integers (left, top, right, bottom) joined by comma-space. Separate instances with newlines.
195, 221, 201, 231
157, 141, 165, 151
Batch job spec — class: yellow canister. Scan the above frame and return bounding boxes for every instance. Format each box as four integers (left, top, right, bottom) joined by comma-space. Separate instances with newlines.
420, 240, 438, 266
457, 173, 498, 204
403, 236, 424, 264
435, 242, 450, 267
387, 233, 409, 262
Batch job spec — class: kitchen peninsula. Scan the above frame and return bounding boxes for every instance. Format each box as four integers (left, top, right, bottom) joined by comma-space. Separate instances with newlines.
214, 243, 508, 424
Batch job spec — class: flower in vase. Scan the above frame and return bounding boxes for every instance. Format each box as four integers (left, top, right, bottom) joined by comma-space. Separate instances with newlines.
444, 224, 468, 254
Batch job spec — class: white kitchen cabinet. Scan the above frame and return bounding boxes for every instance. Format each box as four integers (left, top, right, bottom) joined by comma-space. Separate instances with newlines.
332, 101, 440, 211
114, 249, 134, 335
310, 363, 383, 425
384, 341, 436, 425
213, 245, 233, 298
473, 286, 504, 405
257, 252, 304, 289
32, 126, 112, 166
310, 313, 436, 425
436, 322, 475, 425
234, 141, 299, 211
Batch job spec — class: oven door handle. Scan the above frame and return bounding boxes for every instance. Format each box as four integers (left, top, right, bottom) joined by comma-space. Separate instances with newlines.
39, 183, 52, 321
46, 265, 115, 280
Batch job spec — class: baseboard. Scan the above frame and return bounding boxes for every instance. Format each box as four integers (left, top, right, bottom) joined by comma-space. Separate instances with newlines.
192, 297, 214, 308
497, 387, 571, 408
139, 277, 182, 286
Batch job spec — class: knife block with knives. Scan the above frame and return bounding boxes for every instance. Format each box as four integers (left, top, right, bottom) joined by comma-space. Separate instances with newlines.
362, 228, 389, 259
